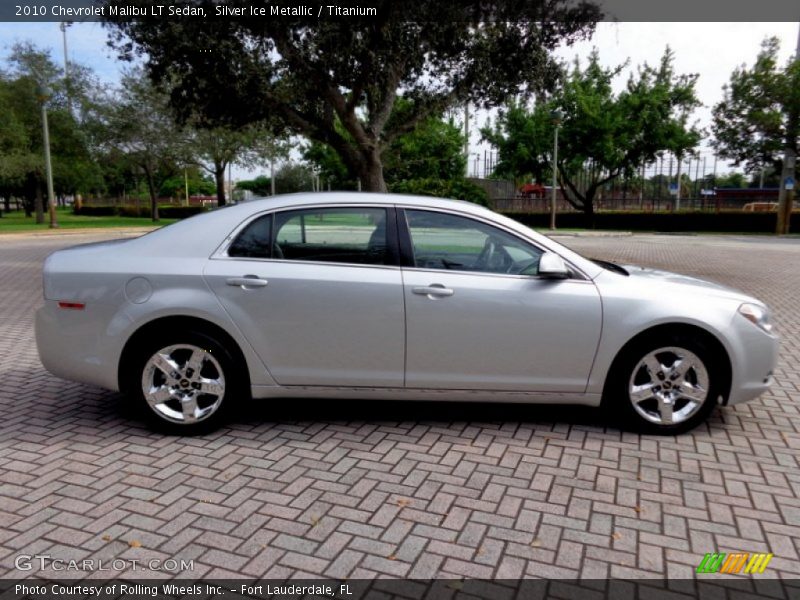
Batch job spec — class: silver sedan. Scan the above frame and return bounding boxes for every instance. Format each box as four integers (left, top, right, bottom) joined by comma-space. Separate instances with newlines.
35, 193, 778, 434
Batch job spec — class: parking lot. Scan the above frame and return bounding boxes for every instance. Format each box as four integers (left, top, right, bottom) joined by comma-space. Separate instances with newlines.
0, 230, 798, 580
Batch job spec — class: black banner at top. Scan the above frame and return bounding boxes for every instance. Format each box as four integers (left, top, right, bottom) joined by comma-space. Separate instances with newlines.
1, 0, 799, 22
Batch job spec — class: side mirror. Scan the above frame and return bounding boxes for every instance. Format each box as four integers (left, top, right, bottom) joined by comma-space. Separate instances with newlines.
538, 252, 569, 279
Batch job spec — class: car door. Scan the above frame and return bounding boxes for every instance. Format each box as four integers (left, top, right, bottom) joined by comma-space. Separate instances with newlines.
400, 208, 602, 392
203, 205, 406, 387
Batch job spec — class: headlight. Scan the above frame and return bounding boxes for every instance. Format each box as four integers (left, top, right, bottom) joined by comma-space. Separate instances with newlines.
738, 303, 773, 333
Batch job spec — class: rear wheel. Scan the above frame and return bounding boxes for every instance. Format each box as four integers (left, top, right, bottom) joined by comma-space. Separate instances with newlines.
129, 330, 239, 434
606, 334, 721, 434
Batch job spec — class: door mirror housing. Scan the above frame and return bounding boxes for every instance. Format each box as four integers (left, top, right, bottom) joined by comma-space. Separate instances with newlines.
538, 252, 569, 279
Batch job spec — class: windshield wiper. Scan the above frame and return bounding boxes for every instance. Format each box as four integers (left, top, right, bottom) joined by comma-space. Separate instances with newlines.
591, 259, 629, 276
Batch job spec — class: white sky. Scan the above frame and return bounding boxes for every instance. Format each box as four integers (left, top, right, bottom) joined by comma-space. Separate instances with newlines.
1, 21, 798, 179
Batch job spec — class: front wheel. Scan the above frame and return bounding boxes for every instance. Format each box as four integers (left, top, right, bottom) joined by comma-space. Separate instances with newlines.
129, 331, 239, 434
606, 335, 721, 434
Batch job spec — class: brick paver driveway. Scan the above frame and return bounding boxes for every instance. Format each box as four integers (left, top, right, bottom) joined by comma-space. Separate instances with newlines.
0, 231, 798, 580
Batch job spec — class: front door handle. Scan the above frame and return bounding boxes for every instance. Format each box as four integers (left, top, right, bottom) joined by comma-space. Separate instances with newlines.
412, 284, 454, 298
226, 275, 268, 289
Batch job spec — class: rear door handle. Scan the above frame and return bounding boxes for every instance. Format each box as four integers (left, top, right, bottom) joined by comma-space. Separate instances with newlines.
412, 285, 454, 298
226, 275, 268, 289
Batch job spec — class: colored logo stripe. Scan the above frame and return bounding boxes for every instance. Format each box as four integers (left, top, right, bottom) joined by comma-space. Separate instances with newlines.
697, 552, 773, 574
697, 553, 726, 574
745, 553, 773, 574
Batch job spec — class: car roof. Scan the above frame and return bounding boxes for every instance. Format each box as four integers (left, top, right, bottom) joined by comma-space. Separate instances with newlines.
242, 192, 490, 213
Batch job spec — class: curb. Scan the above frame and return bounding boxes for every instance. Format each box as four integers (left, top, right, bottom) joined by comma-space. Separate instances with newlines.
544, 231, 634, 238
0, 227, 159, 239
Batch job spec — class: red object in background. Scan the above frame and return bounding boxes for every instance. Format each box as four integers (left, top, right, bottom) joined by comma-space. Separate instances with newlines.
518, 183, 546, 198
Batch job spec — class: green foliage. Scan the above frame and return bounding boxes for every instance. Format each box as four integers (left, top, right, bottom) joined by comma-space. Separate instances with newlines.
714, 172, 748, 188
273, 162, 315, 195
303, 132, 356, 190
383, 113, 466, 183
236, 176, 273, 197
390, 178, 488, 206
712, 37, 800, 174
483, 48, 701, 218
188, 124, 288, 206
159, 168, 215, 198
106, 2, 600, 190
0, 43, 104, 216
304, 105, 467, 190
98, 69, 191, 219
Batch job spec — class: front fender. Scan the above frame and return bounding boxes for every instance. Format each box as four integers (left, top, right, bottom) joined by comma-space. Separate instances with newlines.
587, 272, 742, 397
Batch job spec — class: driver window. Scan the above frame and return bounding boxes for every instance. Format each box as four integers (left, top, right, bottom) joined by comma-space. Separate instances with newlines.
405, 210, 543, 275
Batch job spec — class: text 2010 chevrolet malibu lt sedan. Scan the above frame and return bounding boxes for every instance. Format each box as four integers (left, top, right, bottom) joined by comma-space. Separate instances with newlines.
36, 193, 778, 434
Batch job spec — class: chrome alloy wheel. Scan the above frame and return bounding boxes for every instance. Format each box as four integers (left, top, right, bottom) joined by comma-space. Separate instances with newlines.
628, 346, 709, 426
141, 344, 225, 424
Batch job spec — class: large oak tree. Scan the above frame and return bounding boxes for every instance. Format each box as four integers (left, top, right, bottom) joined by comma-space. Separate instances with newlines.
103, 0, 600, 192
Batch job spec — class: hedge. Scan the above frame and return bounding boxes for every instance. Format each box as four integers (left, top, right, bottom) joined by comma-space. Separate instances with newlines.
502, 211, 800, 233
74, 205, 117, 216
74, 205, 208, 219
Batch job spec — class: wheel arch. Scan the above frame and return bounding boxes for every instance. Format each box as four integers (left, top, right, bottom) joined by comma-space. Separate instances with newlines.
603, 323, 733, 405
118, 315, 252, 395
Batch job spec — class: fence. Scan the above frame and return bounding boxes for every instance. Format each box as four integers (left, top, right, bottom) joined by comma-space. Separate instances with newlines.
79, 195, 218, 208
470, 149, 785, 209
491, 192, 782, 213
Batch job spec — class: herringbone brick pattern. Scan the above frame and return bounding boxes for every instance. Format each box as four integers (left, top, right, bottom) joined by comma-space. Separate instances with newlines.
0, 232, 797, 579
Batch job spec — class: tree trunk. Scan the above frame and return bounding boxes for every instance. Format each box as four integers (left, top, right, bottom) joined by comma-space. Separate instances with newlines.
583, 195, 596, 229
3, 195, 10, 213
145, 168, 159, 222
560, 171, 598, 229
776, 149, 796, 235
357, 151, 388, 192
215, 164, 227, 206
35, 181, 45, 224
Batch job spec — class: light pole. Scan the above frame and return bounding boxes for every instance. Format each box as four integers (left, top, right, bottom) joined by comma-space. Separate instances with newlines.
37, 84, 58, 229
550, 108, 563, 230
60, 22, 72, 116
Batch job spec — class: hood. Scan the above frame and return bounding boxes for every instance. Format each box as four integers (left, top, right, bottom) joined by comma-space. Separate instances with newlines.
619, 264, 760, 305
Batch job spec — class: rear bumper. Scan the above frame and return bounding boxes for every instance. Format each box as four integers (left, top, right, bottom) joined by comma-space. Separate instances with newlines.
35, 300, 123, 391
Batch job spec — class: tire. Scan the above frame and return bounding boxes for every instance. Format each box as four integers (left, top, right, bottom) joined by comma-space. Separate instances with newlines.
604, 332, 722, 435
127, 329, 241, 434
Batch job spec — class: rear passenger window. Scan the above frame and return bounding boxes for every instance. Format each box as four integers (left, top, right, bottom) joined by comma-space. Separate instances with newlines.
228, 214, 272, 259
273, 207, 389, 266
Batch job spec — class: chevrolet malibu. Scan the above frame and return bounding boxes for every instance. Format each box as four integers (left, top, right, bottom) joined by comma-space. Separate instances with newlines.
35, 193, 778, 434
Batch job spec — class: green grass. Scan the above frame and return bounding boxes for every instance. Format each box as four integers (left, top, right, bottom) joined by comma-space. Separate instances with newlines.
0, 208, 176, 234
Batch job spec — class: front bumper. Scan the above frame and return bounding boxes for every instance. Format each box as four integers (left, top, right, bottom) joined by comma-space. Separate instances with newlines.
725, 317, 779, 406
